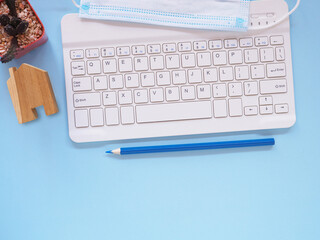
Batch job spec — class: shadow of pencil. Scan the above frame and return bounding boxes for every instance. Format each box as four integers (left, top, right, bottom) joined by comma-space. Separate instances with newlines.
71, 127, 290, 148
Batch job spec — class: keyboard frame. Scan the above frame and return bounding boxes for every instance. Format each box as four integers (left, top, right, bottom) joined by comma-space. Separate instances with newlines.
61, 0, 296, 143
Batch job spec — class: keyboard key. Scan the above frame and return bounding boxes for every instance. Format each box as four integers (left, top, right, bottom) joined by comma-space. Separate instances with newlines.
74, 93, 101, 108
194, 41, 207, 51
270, 36, 284, 45
103, 91, 117, 106
117, 46, 130, 56
209, 40, 222, 50
166, 87, 180, 101
105, 108, 119, 125
148, 44, 161, 54
86, 48, 99, 58
156, 71, 171, 86
132, 45, 146, 55
255, 36, 268, 46
244, 49, 259, 63
172, 70, 187, 85
103, 59, 117, 73
125, 74, 139, 88
213, 51, 227, 65
101, 47, 115, 57
73, 77, 92, 92
71, 61, 85, 76
150, 88, 164, 102
239, 38, 253, 48
134, 57, 149, 71
150, 55, 164, 70
267, 63, 286, 78
275, 104, 289, 114
178, 42, 192, 52
188, 69, 202, 84
109, 75, 124, 89
244, 106, 258, 116
260, 105, 273, 115
182, 53, 196, 68
229, 99, 243, 117
166, 54, 180, 69
118, 90, 133, 105
251, 64, 265, 79
141, 73, 155, 87
75, 110, 89, 128
90, 108, 104, 127
121, 106, 135, 125
229, 50, 243, 64
244, 81, 258, 96
87, 60, 101, 75
228, 83, 242, 97
235, 66, 249, 80
259, 96, 273, 105
251, 14, 261, 19
70, 50, 84, 60
93, 76, 108, 90
136, 101, 212, 123
197, 85, 211, 99
213, 100, 227, 118
260, 48, 274, 62
204, 68, 218, 82
197, 52, 212, 67
219, 67, 234, 81
119, 58, 133, 72
260, 79, 287, 94
134, 89, 148, 104
213, 84, 227, 98
224, 39, 238, 48
276, 47, 285, 61
163, 43, 176, 53
181, 86, 196, 100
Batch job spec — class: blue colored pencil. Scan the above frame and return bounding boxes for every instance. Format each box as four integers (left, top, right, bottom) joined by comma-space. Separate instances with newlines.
106, 138, 275, 155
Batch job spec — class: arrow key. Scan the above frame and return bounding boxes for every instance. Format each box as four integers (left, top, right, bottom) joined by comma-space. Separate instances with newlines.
244, 106, 258, 116
275, 104, 289, 114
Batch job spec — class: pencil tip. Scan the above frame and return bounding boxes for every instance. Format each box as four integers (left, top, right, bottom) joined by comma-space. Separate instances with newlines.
106, 150, 112, 154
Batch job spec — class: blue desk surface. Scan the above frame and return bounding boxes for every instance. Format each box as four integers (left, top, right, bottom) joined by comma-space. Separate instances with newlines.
1, 1, 319, 240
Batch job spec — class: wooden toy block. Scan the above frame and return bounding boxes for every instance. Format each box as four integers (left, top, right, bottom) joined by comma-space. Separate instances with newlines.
7, 64, 58, 124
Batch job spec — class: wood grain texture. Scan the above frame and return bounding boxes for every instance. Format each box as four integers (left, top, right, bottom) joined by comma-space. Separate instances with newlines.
7, 64, 58, 124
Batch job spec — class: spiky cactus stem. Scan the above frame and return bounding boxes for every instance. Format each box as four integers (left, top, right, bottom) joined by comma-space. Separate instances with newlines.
1, 37, 18, 63
5, 0, 17, 17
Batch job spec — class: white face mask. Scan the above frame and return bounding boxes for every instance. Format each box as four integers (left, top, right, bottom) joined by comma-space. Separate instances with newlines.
72, 0, 251, 32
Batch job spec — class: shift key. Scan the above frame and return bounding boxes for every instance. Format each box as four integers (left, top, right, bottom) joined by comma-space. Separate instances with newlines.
260, 79, 287, 94
74, 93, 101, 107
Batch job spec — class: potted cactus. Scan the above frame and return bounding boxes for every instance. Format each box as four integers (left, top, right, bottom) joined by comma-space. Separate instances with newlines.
0, 0, 47, 63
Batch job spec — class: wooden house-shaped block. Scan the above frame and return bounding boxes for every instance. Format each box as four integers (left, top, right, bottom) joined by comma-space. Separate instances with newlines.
7, 64, 58, 124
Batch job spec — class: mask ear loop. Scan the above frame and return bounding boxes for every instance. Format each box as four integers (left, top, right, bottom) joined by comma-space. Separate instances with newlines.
72, 0, 80, 8
249, 0, 300, 30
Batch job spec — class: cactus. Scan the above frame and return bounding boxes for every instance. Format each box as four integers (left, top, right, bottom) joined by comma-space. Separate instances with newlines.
1, 37, 18, 63
0, 0, 29, 63
0, 14, 10, 26
5, 0, 17, 17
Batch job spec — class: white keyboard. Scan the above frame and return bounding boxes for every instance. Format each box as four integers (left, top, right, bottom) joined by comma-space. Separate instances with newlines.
61, 0, 296, 143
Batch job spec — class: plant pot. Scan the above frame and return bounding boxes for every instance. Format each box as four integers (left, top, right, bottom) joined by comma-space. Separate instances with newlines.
0, 0, 48, 60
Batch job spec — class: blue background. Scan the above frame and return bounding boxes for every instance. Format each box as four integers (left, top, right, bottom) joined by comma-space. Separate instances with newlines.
0, 1, 319, 240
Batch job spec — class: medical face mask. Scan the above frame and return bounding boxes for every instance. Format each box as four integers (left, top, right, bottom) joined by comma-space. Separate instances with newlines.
72, 0, 251, 32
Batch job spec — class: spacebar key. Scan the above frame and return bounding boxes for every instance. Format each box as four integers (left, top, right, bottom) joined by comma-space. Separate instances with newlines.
136, 101, 212, 123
